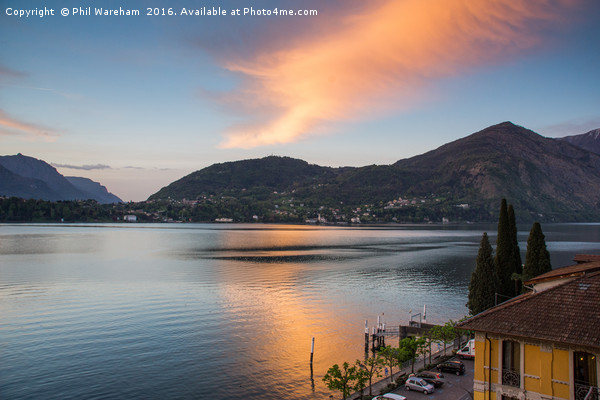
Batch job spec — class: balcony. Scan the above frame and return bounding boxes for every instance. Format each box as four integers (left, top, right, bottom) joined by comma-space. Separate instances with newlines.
575, 383, 599, 400
502, 368, 520, 387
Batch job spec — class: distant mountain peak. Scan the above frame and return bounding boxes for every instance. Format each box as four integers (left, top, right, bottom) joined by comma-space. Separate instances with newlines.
0, 153, 122, 203
560, 128, 600, 155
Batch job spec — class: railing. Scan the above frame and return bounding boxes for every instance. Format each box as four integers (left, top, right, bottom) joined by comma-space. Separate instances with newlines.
575, 383, 600, 400
502, 368, 520, 387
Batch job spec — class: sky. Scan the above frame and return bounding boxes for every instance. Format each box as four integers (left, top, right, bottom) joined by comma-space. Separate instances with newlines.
1, 0, 599, 201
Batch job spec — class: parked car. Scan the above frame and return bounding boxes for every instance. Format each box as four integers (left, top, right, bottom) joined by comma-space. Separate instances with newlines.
416, 371, 444, 387
416, 371, 444, 379
436, 360, 466, 375
405, 376, 435, 394
372, 394, 407, 400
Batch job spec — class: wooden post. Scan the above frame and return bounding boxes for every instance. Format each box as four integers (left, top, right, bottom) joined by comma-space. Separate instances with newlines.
371, 327, 376, 351
364, 320, 369, 353
310, 337, 315, 364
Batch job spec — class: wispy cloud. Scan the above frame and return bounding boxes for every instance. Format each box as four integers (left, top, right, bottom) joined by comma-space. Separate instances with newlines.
51, 163, 112, 171
0, 109, 59, 141
217, 0, 581, 148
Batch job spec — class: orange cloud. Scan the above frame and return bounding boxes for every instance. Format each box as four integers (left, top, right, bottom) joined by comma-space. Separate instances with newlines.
0, 109, 59, 142
218, 0, 580, 148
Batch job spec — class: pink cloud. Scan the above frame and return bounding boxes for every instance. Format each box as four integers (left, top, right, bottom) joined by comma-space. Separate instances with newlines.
0, 109, 59, 142
217, 0, 581, 148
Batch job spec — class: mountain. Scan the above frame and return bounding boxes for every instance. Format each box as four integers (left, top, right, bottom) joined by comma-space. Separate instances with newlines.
66, 177, 122, 204
150, 156, 337, 200
0, 154, 122, 203
0, 164, 59, 200
393, 122, 600, 219
559, 128, 600, 155
149, 122, 600, 222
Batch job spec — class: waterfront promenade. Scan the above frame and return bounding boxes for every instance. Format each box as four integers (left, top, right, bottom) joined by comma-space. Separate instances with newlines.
342, 344, 473, 400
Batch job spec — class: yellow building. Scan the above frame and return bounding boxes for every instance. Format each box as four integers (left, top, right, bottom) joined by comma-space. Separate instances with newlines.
459, 258, 600, 400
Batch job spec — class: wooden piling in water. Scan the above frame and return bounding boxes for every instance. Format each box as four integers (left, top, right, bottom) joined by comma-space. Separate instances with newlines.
364, 320, 369, 353
310, 337, 314, 364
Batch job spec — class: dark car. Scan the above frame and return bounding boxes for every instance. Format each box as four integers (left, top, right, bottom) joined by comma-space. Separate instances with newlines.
416, 371, 444, 387
436, 360, 465, 375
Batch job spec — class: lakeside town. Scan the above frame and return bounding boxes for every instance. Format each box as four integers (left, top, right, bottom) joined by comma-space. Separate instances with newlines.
0, 193, 479, 224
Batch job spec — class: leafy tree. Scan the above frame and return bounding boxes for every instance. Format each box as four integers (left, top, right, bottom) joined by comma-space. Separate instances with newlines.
467, 232, 500, 315
442, 321, 458, 351
378, 345, 401, 383
357, 356, 381, 396
322, 362, 357, 400
423, 329, 436, 366
428, 325, 443, 356
353, 360, 369, 399
522, 222, 552, 283
398, 336, 427, 373
430, 321, 458, 356
454, 315, 474, 342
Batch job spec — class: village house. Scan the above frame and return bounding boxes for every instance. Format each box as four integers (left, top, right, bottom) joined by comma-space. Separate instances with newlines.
459, 256, 600, 400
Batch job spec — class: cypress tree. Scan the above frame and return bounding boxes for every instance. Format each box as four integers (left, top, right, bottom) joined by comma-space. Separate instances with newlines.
522, 222, 552, 283
468, 232, 499, 315
507, 204, 522, 295
495, 199, 516, 298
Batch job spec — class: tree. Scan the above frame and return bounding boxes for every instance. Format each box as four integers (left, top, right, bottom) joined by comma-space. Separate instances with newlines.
508, 204, 523, 294
378, 345, 401, 383
467, 232, 500, 315
357, 356, 381, 396
353, 360, 369, 399
424, 329, 435, 366
522, 222, 552, 283
442, 321, 458, 351
322, 362, 357, 400
495, 199, 521, 298
495, 199, 512, 297
399, 336, 427, 373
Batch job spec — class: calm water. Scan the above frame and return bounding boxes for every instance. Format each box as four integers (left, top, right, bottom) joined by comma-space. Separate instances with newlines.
1, 223, 599, 399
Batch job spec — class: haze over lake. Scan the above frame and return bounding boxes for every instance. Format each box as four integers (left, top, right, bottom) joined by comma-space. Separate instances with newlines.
1, 223, 598, 399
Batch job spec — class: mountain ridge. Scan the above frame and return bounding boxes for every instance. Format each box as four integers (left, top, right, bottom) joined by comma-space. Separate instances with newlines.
0, 154, 122, 203
149, 122, 600, 222
560, 128, 600, 155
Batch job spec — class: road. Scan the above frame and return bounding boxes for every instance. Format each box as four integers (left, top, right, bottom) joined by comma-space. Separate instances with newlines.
386, 357, 474, 400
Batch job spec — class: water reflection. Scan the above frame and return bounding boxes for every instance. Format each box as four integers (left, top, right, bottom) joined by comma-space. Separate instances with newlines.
0, 223, 598, 399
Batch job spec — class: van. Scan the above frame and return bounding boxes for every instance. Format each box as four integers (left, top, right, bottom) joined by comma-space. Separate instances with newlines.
457, 338, 475, 359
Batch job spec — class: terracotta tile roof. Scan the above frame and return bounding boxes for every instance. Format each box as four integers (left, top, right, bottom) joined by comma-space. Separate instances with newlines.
523, 261, 600, 285
459, 271, 600, 350
573, 254, 600, 263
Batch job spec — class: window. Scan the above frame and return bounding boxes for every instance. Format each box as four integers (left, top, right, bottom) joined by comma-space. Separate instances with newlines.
574, 352, 599, 400
502, 340, 520, 387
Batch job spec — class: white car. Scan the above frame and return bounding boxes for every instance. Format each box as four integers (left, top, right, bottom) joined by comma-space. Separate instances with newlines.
405, 376, 435, 394
372, 394, 407, 400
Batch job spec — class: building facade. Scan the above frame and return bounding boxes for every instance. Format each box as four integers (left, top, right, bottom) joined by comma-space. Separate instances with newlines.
460, 260, 600, 400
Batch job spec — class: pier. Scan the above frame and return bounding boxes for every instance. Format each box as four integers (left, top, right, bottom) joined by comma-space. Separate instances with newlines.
365, 307, 440, 351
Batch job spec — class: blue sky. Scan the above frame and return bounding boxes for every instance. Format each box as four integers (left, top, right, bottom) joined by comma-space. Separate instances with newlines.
1, 0, 599, 201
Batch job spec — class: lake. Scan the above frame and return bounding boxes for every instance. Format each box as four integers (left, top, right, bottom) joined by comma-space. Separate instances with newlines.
1, 223, 599, 399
